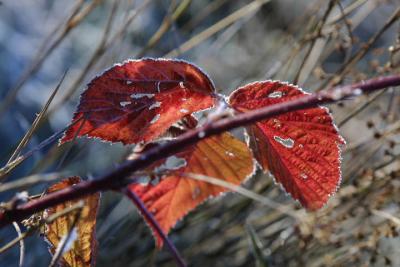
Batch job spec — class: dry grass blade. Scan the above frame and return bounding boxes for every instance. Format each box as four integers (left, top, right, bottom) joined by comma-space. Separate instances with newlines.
245, 223, 267, 267
184, 173, 302, 220
0, 173, 62, 193
12, 222, 24, 267
48, 0, 152, 112
7, 71, 67, 165
137, 0, 192, 57
0, 118, 83, 180
293, 0, 335, 85
165, 0, 271, 57
0, 227, 29, 255
338, 89, 387, 127
371, 209, 400, 226
182, 0, 228, 31
0, 0, 100, 118
318, 6, 400, 90
327, 0, 368, 24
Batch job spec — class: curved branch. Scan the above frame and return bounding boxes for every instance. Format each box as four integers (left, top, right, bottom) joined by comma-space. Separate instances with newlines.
0, 74, 399, 228
122, 188, 186, 267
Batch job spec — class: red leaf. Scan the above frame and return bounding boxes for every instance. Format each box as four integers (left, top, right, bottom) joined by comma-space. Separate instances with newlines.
61, 58, 216, 145
229, 81, 345, 210
129, 132, 254, 247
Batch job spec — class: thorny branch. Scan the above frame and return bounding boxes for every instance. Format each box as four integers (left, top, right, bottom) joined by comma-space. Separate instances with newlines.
0, 74, 399, 229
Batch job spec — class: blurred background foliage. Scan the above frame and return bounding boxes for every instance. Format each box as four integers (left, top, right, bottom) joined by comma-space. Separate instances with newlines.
0, 0, 400, 266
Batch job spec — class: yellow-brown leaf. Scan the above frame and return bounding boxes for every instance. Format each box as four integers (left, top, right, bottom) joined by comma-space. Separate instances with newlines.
43, 177, 100, 267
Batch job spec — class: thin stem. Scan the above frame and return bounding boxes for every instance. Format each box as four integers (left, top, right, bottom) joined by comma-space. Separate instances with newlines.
12, 222, 24, 267
0, 74, 399, 228
122, 188, 186, 267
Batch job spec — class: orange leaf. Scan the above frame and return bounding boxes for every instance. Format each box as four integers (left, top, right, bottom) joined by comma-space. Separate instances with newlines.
43, 177, 100, 267
60, 58, 216, 145
129, 132, 254, 247
229, 81, 345, 210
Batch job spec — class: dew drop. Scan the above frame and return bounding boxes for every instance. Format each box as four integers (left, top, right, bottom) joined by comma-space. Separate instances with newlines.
150, 114, 160, 124
300, 173, 308, 180
179, 81, 185, 88
198, 131, 206, 138
268, 91, 283, 98
298, 144, 303, 148
126, 80, 132, 85
119, 101, 131, 107
273, 136, 294, 148
180, 108, 189, 113
181, 98, 187, 101
225, 151, 235, 157
131, 93, 155, 99
192, 187, 201, 199
149, 102, 161, 110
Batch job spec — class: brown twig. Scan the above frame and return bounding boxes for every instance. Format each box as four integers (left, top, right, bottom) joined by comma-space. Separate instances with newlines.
122, 188, 187, 267
0, 74, 399, 228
